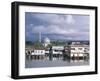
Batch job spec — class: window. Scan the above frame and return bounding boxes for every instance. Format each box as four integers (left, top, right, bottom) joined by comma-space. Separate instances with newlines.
35, 50, 37, 53
78, 48, 82, 50
32, 50, 34, 52
71, 48, 75, 50
41, 51, 43, 53
85, 48, 89, 50
54, 50, 59, 52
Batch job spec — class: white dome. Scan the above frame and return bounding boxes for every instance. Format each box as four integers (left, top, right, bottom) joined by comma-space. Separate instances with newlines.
44, 37, 50, 43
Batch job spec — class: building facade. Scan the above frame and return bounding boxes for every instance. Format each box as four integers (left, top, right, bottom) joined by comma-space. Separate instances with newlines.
25, 41, 89, 61
69, 44, 89, 60
31, 49, 46, 60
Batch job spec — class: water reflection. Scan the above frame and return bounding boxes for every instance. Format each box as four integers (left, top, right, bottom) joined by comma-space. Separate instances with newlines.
25, 54, 89, 68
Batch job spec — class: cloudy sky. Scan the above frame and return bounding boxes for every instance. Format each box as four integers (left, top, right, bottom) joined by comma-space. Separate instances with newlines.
25, 12, 90, 42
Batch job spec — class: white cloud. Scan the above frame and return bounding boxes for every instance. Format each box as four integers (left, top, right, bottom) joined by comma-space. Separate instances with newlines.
65, 15, 75, 24
27, 13, 89, 40
32, 25, 46, 33
31, 14, 76, 34
32, 14, 75, 25
30, 23, 34, 26
32, 24, 88, 36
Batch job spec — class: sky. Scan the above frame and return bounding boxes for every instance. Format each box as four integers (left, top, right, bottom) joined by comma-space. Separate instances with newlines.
25, 12, 90, 42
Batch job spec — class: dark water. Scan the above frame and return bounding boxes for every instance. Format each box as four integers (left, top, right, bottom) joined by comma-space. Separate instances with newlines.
25, 59, 89, 68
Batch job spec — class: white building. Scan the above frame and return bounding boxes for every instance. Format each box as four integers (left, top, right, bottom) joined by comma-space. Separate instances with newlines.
52, 46, 64, 54
30, 48, 46, 60
31, 49, 45, 55
69, 44, 89, 59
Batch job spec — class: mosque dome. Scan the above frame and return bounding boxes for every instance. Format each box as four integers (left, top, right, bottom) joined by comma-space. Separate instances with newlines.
44, 37, 50, 43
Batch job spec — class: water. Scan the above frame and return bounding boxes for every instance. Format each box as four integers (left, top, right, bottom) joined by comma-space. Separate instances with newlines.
25, 58, 89, 68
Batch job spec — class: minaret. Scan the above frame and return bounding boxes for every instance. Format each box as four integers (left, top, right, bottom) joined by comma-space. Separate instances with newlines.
39, 32, 41, 43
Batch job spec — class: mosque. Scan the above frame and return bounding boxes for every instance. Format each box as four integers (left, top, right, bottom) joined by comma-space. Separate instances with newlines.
43, 37, 51, 47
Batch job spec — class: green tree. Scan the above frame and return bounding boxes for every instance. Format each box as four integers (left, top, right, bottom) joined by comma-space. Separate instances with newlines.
34, 41, 44, 48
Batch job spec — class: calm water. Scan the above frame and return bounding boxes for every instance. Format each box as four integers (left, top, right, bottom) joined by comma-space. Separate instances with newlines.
25, 59, 89, 68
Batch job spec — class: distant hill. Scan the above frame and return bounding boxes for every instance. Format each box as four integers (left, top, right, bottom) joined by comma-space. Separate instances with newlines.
26, 33, 89, 43
26, 40, 89, 45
